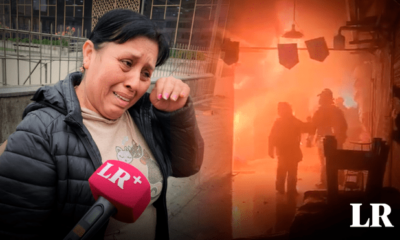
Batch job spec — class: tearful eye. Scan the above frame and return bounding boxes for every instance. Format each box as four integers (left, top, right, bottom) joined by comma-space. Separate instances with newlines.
122, 60, 132, 67
142, 71, 151, 79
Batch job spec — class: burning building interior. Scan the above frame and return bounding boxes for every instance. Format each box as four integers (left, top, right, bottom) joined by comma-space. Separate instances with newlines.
227, 0, 400, 239
1, 0, 400, 239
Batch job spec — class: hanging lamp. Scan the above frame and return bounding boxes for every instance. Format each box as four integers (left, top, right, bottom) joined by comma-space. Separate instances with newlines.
282, 0, 303, 39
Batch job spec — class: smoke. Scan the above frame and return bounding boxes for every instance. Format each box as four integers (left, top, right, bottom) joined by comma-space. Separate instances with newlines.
227, 0, 362, 165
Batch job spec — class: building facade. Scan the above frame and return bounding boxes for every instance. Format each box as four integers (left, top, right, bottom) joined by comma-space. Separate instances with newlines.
0, 0, 230, 49
142, 0, 230, 49
1, 0, 91, 37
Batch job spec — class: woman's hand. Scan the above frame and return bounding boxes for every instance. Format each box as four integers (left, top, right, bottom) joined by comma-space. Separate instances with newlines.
150, 76, 190, 112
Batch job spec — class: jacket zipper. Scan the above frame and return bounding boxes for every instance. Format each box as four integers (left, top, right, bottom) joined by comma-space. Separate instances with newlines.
67, 119, 102, 169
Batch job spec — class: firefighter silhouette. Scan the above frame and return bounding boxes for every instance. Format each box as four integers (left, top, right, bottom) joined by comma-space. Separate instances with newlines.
310, 89, 347, 188
268, 102, 307, 194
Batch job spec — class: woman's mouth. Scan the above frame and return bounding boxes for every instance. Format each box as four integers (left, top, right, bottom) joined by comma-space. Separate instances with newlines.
113, 92, 131, 102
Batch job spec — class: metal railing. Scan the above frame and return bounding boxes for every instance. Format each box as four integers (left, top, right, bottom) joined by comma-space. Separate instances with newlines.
0, 22, 86, 86
153, 43, 214, 78
1, 26, 215, 86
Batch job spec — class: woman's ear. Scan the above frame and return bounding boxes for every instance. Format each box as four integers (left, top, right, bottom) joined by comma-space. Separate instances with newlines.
82, 40, 95, 70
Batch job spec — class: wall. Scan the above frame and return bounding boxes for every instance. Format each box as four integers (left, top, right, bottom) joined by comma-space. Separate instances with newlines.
91, 0, 141, 29
365, 15, 400, 191
0, 94, 33, 144
336, 0, 400, 191
386, 18, 400, 190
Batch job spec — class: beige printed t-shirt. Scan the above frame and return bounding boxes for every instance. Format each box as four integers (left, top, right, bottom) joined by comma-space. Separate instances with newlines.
81, 108, 163, 240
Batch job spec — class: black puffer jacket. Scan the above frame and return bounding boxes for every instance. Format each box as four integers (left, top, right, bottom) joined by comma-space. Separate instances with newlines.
0, 72, 204, 240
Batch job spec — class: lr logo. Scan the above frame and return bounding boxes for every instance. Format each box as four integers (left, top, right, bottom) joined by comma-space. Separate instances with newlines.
350, 203, 394, 227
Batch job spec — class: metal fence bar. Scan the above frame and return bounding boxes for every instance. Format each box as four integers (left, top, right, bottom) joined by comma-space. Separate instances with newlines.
0, 56, 87, 61
50, 23, 53, 84
182, 44, 185, 75
23, 60, 41, 85
173, 44, 178, 76
59, 26, 62, 83
169, 48, 173, 75
40, 22, 42, 85
76, 29, 80, 72
45, 62, 47, 84
67, 35, 70, 75
0, 28, 87, 39
199, 46, 202, 74
2, 25, 6, 85
28, 20, 31, 85
177, 43, 182, 75
175, 44, 179, 75
198, 47, 201, 74
2, 16, 6, 85
185, 47, 189, 75
16, 18, 20, 85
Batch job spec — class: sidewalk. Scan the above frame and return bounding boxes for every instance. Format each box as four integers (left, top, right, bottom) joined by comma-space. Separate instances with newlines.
166, 91, 234, 239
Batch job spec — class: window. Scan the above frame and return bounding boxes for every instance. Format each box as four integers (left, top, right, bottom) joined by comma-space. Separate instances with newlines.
190, 5, 215, 47
64, 0, 85, 37
142, 0, 230, 49
39, 0, 57, 34
16, 0, 33, 31
175, 0, 195, 46
0, 0, 11, 29
9, 0, 85, 36
13, 0, 57, 33
147, 0, 181, 46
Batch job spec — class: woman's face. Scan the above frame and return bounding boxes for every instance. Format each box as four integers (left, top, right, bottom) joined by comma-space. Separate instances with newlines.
80, 36, 158, 120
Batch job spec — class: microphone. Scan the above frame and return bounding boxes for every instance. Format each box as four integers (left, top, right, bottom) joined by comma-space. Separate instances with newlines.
64, 160, 151, 240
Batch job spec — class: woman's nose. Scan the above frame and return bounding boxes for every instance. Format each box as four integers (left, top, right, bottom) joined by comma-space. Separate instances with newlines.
123, 71, 140, 90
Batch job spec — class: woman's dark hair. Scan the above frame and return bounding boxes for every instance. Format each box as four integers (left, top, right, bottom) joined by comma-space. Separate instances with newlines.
89, 9, 169, 67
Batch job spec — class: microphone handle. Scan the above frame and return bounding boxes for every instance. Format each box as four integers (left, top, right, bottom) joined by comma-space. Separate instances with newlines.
64, 196, 117, 240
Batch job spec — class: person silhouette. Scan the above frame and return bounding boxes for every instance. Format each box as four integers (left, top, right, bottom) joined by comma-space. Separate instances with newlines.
310, 89, 347, 188
268, 102, 307, 194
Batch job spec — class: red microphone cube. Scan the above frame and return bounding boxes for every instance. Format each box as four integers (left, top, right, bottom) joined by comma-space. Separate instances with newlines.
89, 160, 151, 223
